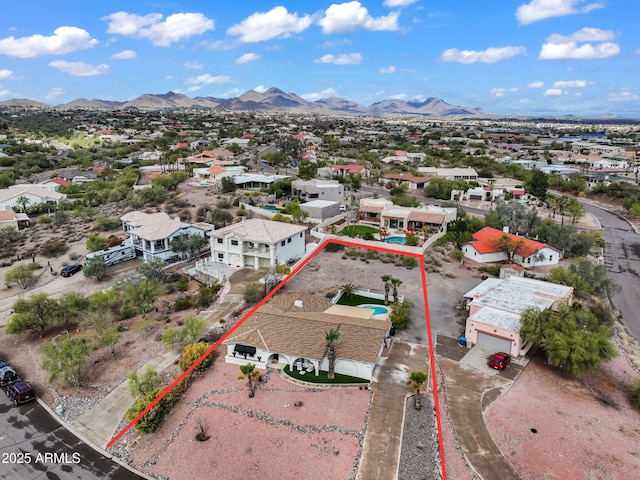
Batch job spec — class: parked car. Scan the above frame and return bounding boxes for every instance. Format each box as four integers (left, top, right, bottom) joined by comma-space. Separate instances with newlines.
489, 352, 511, 370
61, 264, 82, 277
6, 381, 36, 405
0, 365, 18, 386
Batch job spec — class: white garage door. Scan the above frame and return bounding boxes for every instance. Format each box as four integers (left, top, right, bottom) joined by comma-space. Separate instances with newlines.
476, 332, 512, 353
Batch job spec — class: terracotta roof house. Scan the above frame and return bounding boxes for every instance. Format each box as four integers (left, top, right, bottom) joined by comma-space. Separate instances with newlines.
206, 219, 307, 270
0, 210, 18, 229
224, 293, 391, 380
382, 172, 432, 190
462, 276, 573, 357
358, 198, 457, 233
331, 164, 368, 178
461, 227, 561, 268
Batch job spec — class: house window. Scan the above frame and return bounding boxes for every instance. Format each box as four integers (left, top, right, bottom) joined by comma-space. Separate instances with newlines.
217, 238, 223, 244
287, 238, 291, 243
549, 255, 553, 261
281, 240, 285, 246
217, 253, 224, 260
299, 232, 303, 238
231, 240, 238, 246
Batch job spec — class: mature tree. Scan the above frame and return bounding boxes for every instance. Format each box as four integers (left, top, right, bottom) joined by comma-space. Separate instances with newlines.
297, 160, 317, 180
493, 198, 540, 235
170, 233, 208, 261
564, 198, 586, 224
41, 334, 94, 387
519, 302, 618, 378
0, 226, 21, 249
83, 256, 108, 281
390, 301, 411, 330
275, 135, 303, 167
210, 208, 234, 228
390, 278, 403, 304
220, 176, 237, 194
81, 309, 115, 342
525, 168, 549, 201
98, 328, 122, 356
381, 274, 392, 306
548, 258, 619, 297
161, 316, 207, 350
15, 195, 30, 213
87, 288, 119, 312
128, 365, 162, 397
324, 328, 342, 380
56, 291, 88, 330
136, 257, 166, 282
125, 279, 163, 317
407, 370, 428, 410
86, 234, 109, 252
492, 234, 526, 264
622, 195, 638, 214
238, 363, 261, 398
6, 292, 58, 336
4, 263, 37, 289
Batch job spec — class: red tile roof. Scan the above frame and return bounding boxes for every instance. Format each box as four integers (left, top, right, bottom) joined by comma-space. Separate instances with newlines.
465, 227, 557, 257
0, 210, 17, 221
332, 164, 364, 174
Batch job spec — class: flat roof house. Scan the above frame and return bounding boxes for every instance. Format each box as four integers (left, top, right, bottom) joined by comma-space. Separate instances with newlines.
291, 179, 344, 204
207, 219, 307, 270
463, 276, 573, 357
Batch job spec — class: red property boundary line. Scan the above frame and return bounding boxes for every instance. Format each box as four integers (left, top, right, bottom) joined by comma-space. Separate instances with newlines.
107, 238, 448, 480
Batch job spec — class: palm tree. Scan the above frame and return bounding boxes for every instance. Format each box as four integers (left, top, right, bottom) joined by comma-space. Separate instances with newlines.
407, 371, 428, 410
238, 363, 261, 398
381, 274, 392, 305
390, 278, 403, 304
324, 328, 342, 380
15, 195, 30, 213
341, 283, 355, 298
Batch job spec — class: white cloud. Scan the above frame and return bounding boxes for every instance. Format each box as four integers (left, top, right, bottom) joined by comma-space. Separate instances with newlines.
384, 0, 418, 6
185, 86, 201, 93
315, 53, 363, 65
319, 39, 353, 49
515, 0, 604, 25
553, 79, 589, 88
527, 81, 545, 88
0, 26, 97, 58
184, 61, 203, 70
104, 11, 214, 46
185, 74, 231, 85
379, 65, 396, 74
0, 69, 13, 80
236, 53, 260, 65
110, 49, 136, 60
318, 1, 400, 34
539, 28, 620, 59
440, 46, 527, 64
0, 88, 11, 98
490, 87, 519, 97
301, 87, 339, 101
608, 91, 640, 102
390, 93, 408, 100
544, 88, 565, 95
44, 87, 65, 100
48, 60, 109, 76
227, 7, 312, 42
254, 85, 268, 93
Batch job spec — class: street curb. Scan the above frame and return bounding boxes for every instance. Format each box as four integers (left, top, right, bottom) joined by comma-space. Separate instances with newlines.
36, 398, 154, 480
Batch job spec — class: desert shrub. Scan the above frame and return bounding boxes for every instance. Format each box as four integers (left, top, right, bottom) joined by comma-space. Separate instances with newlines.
390, 301, 411, 330
119, 303, 136, 320
444, 271, 457, 278
37, 215, 52, 225
179, 342, 214, 373
174, 296, 193, 311
176, 277, 189, 292
478, 265, 501, 277
402, 256, 418, 269
125, 386, 178, 434
196, 284, 222, 307
40, 238, 69, 257
631, 377, 640, 410
325, 242, 344, 252
93, 214, 121, 231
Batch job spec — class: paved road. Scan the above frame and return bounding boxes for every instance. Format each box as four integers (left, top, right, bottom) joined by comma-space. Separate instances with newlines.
0, 392, 143, 480
582, 202, 640, 340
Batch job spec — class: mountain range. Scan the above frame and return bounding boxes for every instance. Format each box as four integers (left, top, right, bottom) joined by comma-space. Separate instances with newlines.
0, 87, 485, 117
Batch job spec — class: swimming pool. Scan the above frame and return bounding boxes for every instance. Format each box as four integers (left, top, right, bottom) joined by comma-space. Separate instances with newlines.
385, 236, 406, 244
261, 205, 281, 212
362, 305, 389, 316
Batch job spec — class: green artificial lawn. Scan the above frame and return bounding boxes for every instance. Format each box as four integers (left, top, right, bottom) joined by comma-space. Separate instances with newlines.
339, 225, 380, 236
336, 293, 386, 306
283, 366, 370, 384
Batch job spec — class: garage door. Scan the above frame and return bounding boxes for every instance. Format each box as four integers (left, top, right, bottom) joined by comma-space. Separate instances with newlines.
469, 194, 483, 200
476, 332, 512, 353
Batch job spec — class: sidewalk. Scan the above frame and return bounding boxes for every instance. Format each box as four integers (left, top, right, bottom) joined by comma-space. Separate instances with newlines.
69, 291, 246, 449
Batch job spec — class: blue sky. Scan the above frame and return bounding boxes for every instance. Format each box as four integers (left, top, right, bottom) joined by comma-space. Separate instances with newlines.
0, 1, 638, 117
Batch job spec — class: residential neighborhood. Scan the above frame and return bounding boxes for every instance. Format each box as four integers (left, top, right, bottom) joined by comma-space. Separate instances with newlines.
0, 104, 639, 480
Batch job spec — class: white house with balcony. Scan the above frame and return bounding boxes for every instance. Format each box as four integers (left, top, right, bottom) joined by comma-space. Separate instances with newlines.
206, 218, 306, 270
120, 211, 214, 262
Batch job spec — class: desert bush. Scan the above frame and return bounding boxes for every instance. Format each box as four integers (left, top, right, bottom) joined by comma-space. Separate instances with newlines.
402, 256, 418, 269
40, 238, 68, 257
478, 265, 501, 277
631, 377, 640, 410
444, 271, 457, 278
179, 342, 214, 373
37, 215, 52, 225
174, 296, 193, 311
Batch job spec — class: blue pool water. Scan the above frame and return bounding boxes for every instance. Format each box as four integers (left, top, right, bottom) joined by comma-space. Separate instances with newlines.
363, 305, 389, 315
261, 205, 281, 212
385, 236, 406, 244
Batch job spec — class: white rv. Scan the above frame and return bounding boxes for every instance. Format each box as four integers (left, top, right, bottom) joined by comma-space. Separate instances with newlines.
86, 243, 137, 266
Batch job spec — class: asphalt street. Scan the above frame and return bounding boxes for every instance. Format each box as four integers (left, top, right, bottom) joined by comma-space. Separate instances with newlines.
0, 389, 142, 480
582, 202, 640, 340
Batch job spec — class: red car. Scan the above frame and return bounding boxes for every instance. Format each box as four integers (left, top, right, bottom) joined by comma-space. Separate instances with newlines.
489, 352, 511, 370
6, 381, 36, 405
